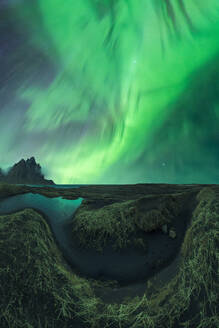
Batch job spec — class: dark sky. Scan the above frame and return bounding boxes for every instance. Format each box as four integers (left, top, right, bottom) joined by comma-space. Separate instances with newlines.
0, 0, 219, 183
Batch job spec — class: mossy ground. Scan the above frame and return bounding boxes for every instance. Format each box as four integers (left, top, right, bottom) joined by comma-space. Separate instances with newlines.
0, 184, 218, 328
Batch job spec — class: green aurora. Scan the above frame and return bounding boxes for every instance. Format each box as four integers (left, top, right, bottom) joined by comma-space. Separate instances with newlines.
0, 0, 219, 183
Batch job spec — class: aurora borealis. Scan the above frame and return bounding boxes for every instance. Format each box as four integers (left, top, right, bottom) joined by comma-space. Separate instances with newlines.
0, 0, 219, 184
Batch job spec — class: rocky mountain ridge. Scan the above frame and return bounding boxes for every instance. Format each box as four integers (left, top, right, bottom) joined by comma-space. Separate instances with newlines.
0, 157, 54, 185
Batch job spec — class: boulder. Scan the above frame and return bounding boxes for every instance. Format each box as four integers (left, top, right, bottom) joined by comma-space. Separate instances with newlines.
169, 228, 177, 239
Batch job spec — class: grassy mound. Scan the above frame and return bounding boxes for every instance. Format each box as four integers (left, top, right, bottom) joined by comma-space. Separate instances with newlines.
0, 209, 98, 328
72, 193, 184, 252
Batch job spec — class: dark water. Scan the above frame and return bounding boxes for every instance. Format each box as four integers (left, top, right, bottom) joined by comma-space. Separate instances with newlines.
0, 193, 182, 283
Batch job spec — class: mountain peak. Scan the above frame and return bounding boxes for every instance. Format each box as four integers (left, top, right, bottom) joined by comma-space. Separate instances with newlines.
0, 157, 54, 185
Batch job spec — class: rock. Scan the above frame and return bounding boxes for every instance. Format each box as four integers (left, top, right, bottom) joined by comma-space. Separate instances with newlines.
0, 157, 54, 185
161, 224, 168, 234
169, 228, 177, 239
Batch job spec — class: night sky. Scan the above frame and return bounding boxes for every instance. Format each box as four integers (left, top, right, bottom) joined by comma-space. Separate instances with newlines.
0, 0, 219, 184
